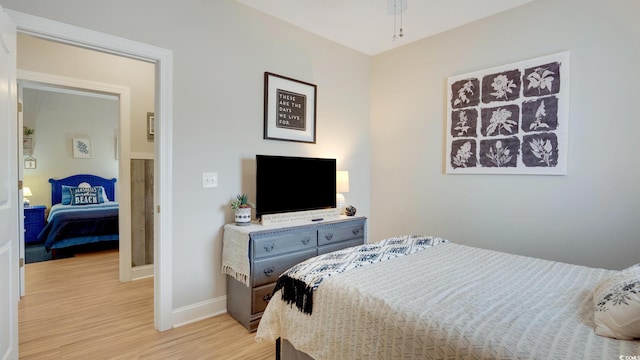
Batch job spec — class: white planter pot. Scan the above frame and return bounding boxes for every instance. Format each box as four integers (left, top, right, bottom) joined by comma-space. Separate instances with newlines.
235, 207, 252, 226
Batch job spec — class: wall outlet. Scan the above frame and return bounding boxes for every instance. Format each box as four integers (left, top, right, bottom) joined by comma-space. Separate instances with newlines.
203, 172, 218, 188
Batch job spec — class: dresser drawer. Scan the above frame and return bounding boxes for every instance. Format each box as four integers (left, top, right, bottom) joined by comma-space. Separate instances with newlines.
24, 207, 45, 223
252, 230, 316, 259
25, 223, 45, 243
24, 206, 46, 244
252, 248, 316, 287
252, 283, 276, 314
318, 237, 364, 255
318, 221, 365, 246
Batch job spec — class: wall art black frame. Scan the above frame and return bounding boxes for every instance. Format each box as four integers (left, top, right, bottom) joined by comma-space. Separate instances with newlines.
264, 72, 317, 144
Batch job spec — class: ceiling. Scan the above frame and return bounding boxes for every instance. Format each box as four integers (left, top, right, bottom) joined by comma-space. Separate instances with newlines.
235, 0, 534, 55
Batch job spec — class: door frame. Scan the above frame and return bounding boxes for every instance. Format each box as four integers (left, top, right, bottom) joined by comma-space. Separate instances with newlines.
18, 72, 133, 283
8, 10, 174, 331
17, 82, 24, 297
1, 6, 18, 358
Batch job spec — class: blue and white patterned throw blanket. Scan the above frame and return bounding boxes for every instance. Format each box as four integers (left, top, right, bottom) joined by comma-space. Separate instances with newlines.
273, 235, 450, 314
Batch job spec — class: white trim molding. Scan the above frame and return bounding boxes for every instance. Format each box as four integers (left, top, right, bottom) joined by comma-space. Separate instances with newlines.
131, 264, 154, 280
131, 152, 154, 160
9, 10, 175, 331
171, 296, 227, 329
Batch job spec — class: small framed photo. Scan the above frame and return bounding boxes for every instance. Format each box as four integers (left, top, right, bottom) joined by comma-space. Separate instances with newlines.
24, 158, 36, 169
23, 137, 33, 156
72, 137, 92, 158
147, 112, 155, 140
264, 72, 317, 143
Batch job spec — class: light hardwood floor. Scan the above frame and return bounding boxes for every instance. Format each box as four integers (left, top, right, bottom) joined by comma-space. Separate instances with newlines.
19, 250, 274, 359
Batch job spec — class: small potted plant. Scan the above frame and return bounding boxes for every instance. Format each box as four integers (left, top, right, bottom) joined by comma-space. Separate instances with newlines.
230, 193, 255, 226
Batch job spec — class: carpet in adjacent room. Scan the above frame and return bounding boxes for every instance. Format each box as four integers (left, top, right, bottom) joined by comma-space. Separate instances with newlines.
25, 242, 53, 264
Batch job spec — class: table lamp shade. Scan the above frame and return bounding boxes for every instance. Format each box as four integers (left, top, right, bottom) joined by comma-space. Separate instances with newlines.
336, 171, 349, 193
23, 186, 33, 206
336, 171, 349, 215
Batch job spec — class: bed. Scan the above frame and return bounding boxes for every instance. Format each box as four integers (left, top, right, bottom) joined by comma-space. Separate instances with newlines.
256, 236, 640, 359
37, 174, 119, 253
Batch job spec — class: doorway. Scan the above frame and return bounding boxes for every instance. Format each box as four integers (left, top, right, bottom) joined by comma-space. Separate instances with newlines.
10, 9, 174, 330
17, 32, 151, 284
19, 83, 121, 269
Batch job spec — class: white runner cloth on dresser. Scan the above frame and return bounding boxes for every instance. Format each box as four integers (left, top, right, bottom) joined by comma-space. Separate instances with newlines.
221, 223, 254, 286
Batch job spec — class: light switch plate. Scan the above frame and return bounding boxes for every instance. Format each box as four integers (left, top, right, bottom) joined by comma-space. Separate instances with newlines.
203, 172, 218, 188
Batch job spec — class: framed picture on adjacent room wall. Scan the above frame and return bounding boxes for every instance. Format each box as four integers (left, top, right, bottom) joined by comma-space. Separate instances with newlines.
147, 112, 155, 141
24, 158, 36, 169
263, 72, 317, 143
23, 137, 33, 157
72, 137, 92, 158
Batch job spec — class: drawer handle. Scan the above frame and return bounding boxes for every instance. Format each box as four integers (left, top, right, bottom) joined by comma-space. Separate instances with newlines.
352, 228, 360, 236
301, 237, 311, 245
262, 294, 272, 303
264, 242, 275, 252
263, 266, 275, 276
325, 233, 334, 241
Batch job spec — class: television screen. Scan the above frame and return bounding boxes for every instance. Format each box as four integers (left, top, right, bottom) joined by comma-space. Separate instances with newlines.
256, 155, 336, 218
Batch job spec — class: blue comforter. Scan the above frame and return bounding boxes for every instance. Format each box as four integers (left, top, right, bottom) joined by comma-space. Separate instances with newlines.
38, 203, 119, 251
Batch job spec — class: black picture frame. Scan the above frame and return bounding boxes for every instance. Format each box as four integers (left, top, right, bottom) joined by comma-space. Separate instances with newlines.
264, 72, 317, 143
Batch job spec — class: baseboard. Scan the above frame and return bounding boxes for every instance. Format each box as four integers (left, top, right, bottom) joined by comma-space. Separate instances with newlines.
172, 296, 227, 328
131, 264, 154, 280
130, 152, 154, 160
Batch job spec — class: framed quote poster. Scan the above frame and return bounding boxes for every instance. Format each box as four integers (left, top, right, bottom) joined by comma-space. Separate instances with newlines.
446, 51, 570, 175
264, 72, 317, 144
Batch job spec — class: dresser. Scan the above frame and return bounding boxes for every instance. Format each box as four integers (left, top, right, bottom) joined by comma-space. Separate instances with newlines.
24, 205, 46, 244
223, 216, 366, 331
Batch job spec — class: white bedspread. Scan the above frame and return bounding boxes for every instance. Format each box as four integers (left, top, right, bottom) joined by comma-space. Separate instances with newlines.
256, 242, 640, 359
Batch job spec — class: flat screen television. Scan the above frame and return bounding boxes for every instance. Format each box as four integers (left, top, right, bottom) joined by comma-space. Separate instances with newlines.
255, 155, 336, 218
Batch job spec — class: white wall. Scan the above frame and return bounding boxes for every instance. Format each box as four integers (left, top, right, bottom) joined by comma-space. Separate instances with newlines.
23, 89, 118, 208
371, 0, 640, 270
2, 0, 372, 313
17, 34, 155, 155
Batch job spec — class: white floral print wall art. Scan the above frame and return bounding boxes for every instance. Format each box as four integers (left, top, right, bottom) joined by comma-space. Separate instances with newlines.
454, 80, 475, 107
486, 108, 516, 136
446, 51, 570, 175
453, 141, 473, 167
455, 111, 470, 136
529, 138, 553, 166
490, 74, 517, 100
527, 66, 555, 94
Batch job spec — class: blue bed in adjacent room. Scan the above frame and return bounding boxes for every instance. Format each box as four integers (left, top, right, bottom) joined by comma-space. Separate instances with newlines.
37, 174, 119, 253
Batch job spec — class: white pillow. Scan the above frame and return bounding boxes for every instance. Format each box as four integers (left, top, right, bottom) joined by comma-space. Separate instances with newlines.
593, 265, 640, 339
